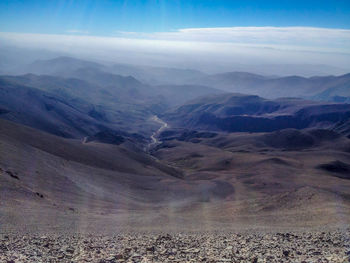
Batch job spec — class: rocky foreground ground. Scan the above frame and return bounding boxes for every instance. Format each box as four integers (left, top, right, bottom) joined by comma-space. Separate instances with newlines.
1, 230, 350, 263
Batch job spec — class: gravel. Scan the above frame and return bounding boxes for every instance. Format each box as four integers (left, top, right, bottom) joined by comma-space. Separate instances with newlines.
1, 230, 349, 262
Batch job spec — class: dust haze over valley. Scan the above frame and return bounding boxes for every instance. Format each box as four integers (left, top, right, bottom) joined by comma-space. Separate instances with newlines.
1, 47, 350, 231
1, 1, 350, 261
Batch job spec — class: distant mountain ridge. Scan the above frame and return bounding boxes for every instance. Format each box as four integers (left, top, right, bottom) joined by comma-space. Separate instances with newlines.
188, 72, 350, 101
164, 93, 350, 134
13, 56, 350, 102
1, 55, 349, 140
18, 56, 206, 85
0, 67, 222, 139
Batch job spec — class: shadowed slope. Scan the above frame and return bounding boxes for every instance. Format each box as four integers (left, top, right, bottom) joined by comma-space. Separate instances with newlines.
164, 93, 350, 133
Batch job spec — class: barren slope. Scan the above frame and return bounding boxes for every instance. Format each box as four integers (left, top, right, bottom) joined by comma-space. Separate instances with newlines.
1, 118, 350, 232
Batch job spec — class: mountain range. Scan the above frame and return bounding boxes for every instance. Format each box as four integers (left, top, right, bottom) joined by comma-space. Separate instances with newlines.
1, 55, 350, 231
164, 93, 350, 135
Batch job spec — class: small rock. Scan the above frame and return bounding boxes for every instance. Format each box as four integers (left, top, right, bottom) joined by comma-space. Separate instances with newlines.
283, 250, 290, 257
146, 246, 155, 253
66, 247, 74, 254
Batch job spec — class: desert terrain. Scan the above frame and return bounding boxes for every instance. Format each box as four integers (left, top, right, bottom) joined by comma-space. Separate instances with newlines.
1, 57, 350, 262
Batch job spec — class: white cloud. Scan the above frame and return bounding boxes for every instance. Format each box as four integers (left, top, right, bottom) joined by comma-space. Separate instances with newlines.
116, 26, 350, 54
1, 27, 350, 74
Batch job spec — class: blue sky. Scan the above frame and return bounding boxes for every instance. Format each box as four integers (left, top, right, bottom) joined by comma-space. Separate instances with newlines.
0, 0, 350, 35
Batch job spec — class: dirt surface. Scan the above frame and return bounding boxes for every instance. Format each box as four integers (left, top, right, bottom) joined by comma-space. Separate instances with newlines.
1, 119, 350, 262
1, 230, 350, 262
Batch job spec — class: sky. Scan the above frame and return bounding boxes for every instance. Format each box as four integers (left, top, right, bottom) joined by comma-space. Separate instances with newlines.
0, 0, 350, 74
1, 0, 350, 34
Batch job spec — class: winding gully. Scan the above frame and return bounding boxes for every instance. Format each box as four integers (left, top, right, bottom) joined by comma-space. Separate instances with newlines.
147, 115, 168, 151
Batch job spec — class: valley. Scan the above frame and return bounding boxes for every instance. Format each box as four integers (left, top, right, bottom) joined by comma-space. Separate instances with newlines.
0, 55, 350, 262
0, 56, 350, 233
